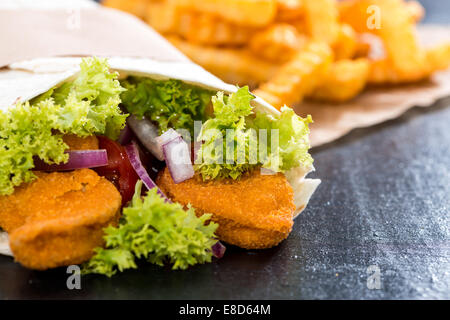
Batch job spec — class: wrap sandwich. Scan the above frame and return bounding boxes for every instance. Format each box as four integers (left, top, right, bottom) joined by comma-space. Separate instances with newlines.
0, 56, 320, 276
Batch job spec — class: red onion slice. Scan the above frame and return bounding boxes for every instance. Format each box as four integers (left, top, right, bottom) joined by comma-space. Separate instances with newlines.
211, 241, 226, 259
117, 125, 133, 145
127, 115, 164, 161
155, 128, 181, 148
34, 150, 108, 171
162, 135, 194, 184
124, 141, 168, 200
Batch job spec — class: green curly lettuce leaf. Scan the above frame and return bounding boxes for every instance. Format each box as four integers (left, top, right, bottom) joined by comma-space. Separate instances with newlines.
248, 106, 313, 173
0, 57, 127, 195
82, 181, 218, 277
195, 87, 313, 180
120, 77, 212, 135
195, 86, 257, 180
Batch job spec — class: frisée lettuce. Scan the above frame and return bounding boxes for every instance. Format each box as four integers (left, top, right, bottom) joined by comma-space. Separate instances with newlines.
120, 77, 212, 135
195, 86, 313, 180
0, 57, 127, 195
248, 106, 313, 173
195, 86, 257, 180
82, 180, 218, 277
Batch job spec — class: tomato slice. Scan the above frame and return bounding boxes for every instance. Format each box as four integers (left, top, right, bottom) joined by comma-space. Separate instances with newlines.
95, 136, 139, 205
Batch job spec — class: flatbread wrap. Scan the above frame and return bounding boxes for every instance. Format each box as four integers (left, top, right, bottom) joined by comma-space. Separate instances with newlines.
0, 56, 320, 275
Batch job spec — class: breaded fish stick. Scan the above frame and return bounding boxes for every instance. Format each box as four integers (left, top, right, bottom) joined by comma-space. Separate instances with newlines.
0, 169, 121, 270
157, 168, 296, 249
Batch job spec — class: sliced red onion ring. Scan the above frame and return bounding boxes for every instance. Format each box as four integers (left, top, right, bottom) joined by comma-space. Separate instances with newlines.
127, 114, 164, 161
117, 125, 133, 145
211, 241, 226, 259
34, 150, 108, 171
124, 141, 168, 200
155, 128, 181, 147
161, 133, 194, 184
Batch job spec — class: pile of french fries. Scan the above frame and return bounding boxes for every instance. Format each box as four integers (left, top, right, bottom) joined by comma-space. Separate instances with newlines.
104, 0, 450, 109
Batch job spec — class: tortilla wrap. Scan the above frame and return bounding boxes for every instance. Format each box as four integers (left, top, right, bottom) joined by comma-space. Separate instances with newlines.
0, 56, 320, 257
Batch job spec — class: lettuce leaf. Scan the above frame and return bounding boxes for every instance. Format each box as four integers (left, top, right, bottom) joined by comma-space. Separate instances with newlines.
82, 181, 218, 277
195, 87, 257, 180
249, 106, 313, 172
0, 57, 127, 195
195, 87, 313, 180
120, 77, 212, 135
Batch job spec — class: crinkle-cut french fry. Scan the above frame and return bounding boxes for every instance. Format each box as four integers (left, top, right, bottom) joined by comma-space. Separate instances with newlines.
369, 42, 450, 85
145, 1, 179, 33
371, 0, 427, 80
353, 34, 373, 59
287, 18, 308, 34
103, 0, 149, 18
175, 11, 257, 45
370, 43, 450, 84
368, 59, 392, 84
146, 3, 257, 45
406, 1, 425, 23
254, 42, 333, 109
333, 24, 358, 60
340, 0, 428, 82
425, 43, 450, 72
338, 0, 422, 31
168, 36, 279, 87
249, 24, 307, 63
368, 59, 409, 84
368, 58, 426, 84
338, 0, 424, 26
338, 0, 372, 33
303, 0, 340, 45
308, 59, 369, 102
276, 0, 304, 21
170, 0, 277, 27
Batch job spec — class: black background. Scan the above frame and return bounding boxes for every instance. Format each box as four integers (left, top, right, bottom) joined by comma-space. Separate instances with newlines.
0, 0, 448, 299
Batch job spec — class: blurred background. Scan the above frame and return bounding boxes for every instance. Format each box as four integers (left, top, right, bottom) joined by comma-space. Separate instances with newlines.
95, 0, 450, 112
417, 0, 450, 23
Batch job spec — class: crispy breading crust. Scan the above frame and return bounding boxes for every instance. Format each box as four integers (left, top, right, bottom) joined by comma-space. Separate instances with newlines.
157, 167, 296, 249
62, 134, 99, 150
0, 169, 121, 270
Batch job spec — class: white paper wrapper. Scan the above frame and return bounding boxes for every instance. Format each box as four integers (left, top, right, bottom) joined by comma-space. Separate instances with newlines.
0, 232, 11, 256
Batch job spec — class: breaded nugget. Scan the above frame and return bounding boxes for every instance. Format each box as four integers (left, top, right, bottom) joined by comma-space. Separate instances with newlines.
157, 167, 296, 249
62, 134, 99, 150
0, 169, 121, 270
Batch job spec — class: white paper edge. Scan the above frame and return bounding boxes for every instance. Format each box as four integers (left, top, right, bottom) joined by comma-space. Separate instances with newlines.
0, 232, 12, 257
0, 0, 97, 10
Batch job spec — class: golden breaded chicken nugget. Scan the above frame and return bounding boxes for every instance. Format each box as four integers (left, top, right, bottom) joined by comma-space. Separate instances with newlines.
0, 169, 121, 270
62, 134, 99, 151
157, 167, 296, 249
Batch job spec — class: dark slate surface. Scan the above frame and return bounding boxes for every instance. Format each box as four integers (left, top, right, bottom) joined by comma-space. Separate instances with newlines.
0, 1, 449, 300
